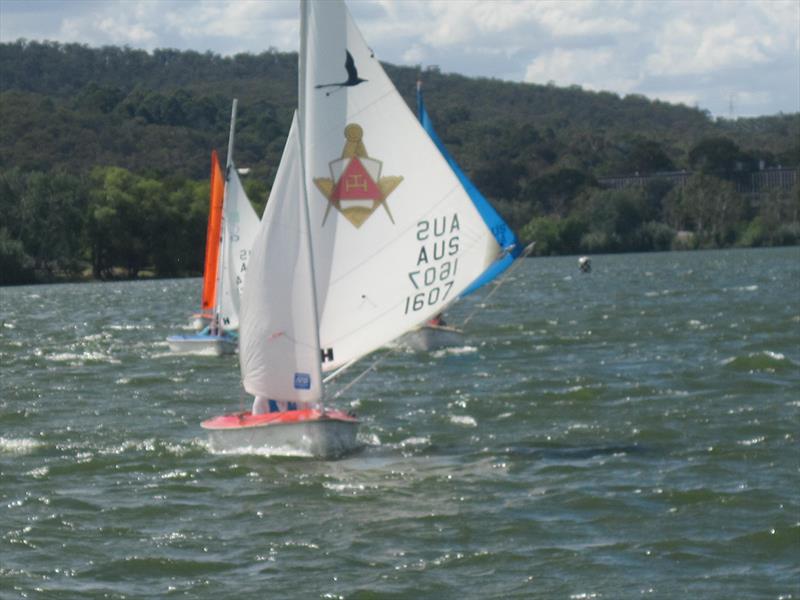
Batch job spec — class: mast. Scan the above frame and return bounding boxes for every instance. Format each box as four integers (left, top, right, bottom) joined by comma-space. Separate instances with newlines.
226, 99, 238, 171
298, 0, 326, 411
214, 98, 238, 332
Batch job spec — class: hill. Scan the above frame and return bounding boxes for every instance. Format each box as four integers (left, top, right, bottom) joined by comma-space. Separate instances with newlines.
0, 40, 798, 284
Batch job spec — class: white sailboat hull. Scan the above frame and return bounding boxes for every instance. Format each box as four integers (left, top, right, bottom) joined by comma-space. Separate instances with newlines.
400, 324, 465, 351
167, 334, 237, 356
202, 409, 360, 458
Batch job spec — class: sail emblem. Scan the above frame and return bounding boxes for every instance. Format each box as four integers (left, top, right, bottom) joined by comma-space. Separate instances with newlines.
315, 50, 367, 96
314, 124, 403, 228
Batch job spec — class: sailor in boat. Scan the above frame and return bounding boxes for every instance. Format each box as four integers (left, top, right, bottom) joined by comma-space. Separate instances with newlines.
251, 396, 305, 415
427, 313, 446, 327
208, 314, 219, 336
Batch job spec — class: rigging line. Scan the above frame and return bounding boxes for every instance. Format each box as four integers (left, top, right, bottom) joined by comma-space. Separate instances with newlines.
459, 242, 535, 327
323, 359, 357, 384
328, 348, 398, 401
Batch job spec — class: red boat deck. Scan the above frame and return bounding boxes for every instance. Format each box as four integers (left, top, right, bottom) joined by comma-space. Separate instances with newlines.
201, 408, 358, 430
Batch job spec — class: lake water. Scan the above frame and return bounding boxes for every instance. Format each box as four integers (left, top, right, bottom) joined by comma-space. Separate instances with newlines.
1, 247, 798, 599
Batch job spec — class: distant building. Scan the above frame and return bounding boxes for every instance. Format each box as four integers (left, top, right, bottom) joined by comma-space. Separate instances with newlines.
598, 167, 798, 196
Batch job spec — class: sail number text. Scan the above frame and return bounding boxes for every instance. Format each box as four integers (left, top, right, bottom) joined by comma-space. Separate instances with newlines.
226, 219, 250, 290
404, 214, 460, 314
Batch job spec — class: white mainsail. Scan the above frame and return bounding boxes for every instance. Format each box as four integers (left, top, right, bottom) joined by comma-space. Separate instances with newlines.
301, 0, 503, 371
218, 166, 260, 330
240, 115, 323, 402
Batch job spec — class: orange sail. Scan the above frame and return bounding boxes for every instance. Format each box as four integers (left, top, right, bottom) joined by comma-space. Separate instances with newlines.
200, 150, 225, 313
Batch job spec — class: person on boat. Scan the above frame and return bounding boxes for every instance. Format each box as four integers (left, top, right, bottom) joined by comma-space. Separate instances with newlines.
208, 315, 219, 337
252, 395, 270, 415
251, 396, 306, 415
427, 313, 446, 327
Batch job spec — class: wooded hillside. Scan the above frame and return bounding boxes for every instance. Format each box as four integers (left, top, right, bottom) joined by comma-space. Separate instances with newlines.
1, 41, 798, 284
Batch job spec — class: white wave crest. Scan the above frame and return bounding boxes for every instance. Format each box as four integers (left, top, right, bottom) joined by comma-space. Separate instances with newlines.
215, 445, 313, 458
160, 469, 190, 480
47, 351, 120, 365
399, 436, 431, 448
323, 482, 367, 493
432, 346, 478, 358
738, 436, 766, 446
357, 432, 381, 446
201, 439, 313, 458
26, 466, 49, 478
0, 437, 42, 454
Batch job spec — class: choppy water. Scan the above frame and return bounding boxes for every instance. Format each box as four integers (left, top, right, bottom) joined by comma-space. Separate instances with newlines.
1, 247, 798, 599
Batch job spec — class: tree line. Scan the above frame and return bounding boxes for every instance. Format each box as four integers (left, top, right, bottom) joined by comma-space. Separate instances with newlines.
0, 41, 798, 285
0, 165, 269, 284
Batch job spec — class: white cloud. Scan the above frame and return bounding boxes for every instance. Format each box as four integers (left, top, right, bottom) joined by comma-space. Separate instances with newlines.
97, 17, 157, 45
736, 90, 772, 105
524, 46, 642, 96
162, 0, 297, 50
646, 18, 771, 76
402, 43, 427, 65
47, 0, 298, 54
534, 1, 639, 38
416, 1, 538, 46
525, 47, 612, 85
0, 0, 797, 117
650, 90, 701, 110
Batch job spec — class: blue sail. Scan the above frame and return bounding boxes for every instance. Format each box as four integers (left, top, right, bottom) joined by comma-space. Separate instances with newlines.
417, 84, 521, 298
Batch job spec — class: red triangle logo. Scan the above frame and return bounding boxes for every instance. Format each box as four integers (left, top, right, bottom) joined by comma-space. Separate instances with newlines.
331, 157, 382, 201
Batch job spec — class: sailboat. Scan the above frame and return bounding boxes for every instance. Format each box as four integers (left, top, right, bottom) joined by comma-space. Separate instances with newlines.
167, 99, 260, 356
202, 0, 522, 457
399, 81, 527, 351
202, 114, 359, 456
188, 147, 225, 333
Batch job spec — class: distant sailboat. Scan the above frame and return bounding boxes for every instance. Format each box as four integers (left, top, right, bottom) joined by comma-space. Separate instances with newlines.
202, 0, 520, 456
189, 147, 225, 332
399, 81, 529, 351
167, 99, 259, 356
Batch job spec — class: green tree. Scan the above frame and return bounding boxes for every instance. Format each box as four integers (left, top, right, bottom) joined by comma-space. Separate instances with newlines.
751, 182, 800, 246
664, 173, 746, 246
521, 215, 586, 255
74, 82, 125, 113
0, 227, 35, 284
525, 168, 597, 217
87, 167, 159, 278
574, 188, 650, 252
14, 170, 88, 276
628, 138, 675, 173
688, 136, 747, 176
157, 178, 210, 275
0, 168, 25, 239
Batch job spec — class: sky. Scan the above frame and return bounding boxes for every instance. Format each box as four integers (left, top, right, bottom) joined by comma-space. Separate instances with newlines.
1, 0, 798, 118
